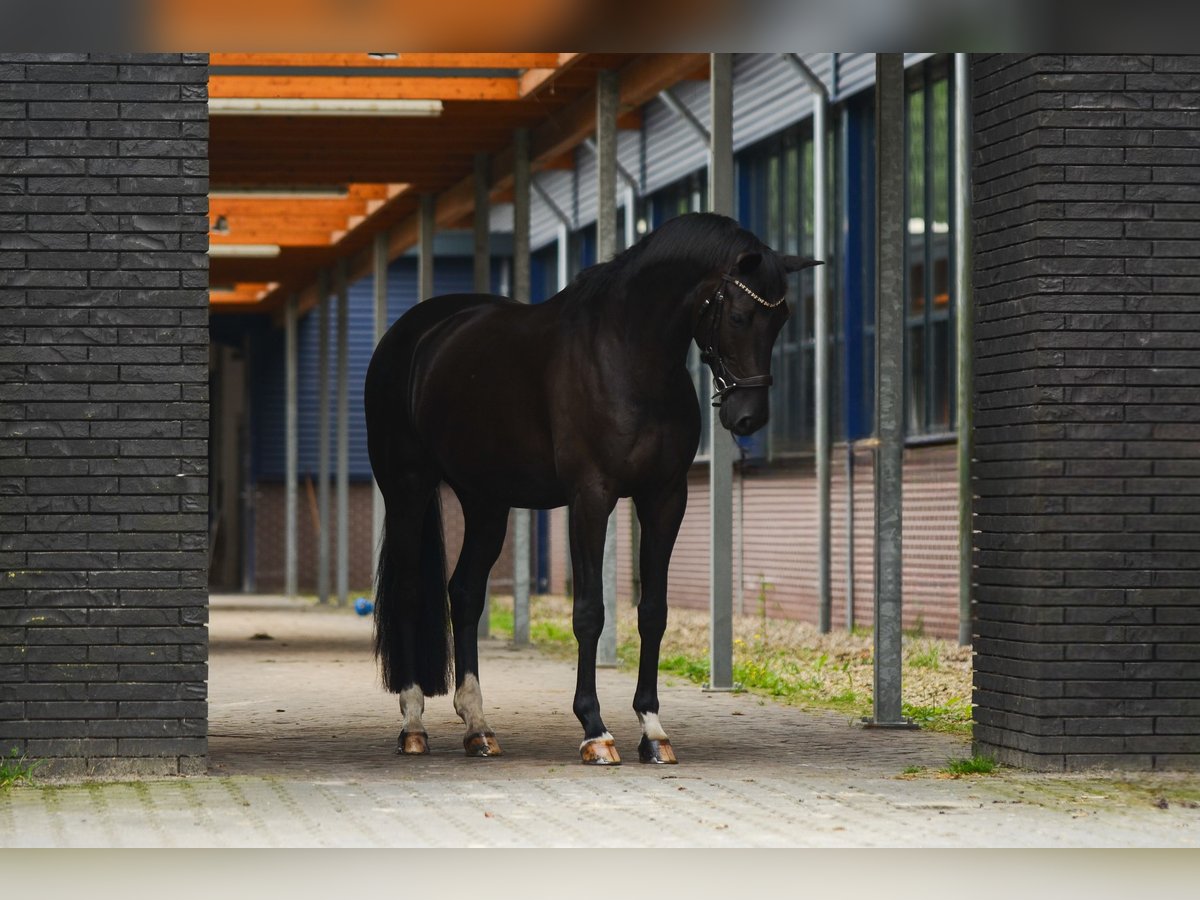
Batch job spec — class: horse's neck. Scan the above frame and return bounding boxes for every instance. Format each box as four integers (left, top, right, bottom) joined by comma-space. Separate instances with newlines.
614, 261, 711, 366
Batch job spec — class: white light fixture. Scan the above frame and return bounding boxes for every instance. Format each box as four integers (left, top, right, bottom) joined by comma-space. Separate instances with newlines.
208, 98, 443, 117
207, 244, 282, 258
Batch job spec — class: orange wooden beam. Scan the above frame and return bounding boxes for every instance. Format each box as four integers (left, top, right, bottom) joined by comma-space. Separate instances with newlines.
210, 53, 562, 69
211, 199, 365, 217
261, 55, 702, 315
211, 231, 335, 247
617, 108, 643, 130
518, 52, 581, 97
539, 150, 575, 171
210, 282, 279, 309
209, 75, 521, 101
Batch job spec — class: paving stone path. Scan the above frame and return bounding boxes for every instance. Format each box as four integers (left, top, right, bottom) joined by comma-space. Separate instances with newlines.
2, 595, 1196, 847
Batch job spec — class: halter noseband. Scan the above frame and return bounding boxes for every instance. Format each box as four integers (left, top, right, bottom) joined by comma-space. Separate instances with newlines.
698, 271, 786, 408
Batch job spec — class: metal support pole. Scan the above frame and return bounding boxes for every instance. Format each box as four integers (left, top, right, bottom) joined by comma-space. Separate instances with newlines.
335, 258, 349, 608
473, 152, 492, 638
785, 54, 833, 634
954, 53, 974, 647
624, 186, 636, 250
474, 152, 491, 294
316, 270, 331, 605
284, 294, 298, 599
512, 126, 532, 646
707, 52, 736, 692
372, 233, 387, 592
556, 221, 573, 601
624, 183, 641, 606
556, 222, 569, 293
597, 68, 619, 668
419, 193, 435, 301
866, 54, 915, 729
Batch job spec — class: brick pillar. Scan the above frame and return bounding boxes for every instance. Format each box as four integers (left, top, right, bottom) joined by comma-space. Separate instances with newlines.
973, 54, 1200, 770
0, 54, 209, 776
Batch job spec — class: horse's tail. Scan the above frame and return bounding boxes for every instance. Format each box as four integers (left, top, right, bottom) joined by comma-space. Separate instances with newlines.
373, 485, 452, 697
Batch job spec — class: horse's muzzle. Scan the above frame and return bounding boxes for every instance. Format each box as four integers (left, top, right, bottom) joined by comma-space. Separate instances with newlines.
719, 391, 769, 436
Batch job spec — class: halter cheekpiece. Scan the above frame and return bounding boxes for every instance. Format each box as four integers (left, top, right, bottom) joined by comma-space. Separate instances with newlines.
698, 271, 786, 408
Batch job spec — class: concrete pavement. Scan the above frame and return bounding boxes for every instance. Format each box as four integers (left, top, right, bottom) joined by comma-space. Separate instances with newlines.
1, 595, 1197, 847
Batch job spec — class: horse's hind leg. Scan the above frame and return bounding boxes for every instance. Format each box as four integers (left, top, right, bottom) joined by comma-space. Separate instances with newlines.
398, 685, 428, 755
449, 499, 509, 757
631, 479, 687, 764
378, 469, 444, 756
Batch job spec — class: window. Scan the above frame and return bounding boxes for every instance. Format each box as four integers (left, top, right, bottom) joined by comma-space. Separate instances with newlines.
737, 125, 819, 459
904, 57, 956, 437
836, 89, 876, 443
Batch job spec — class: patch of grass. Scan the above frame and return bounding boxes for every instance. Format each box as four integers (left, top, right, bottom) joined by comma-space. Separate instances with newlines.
902, 697, 972, 735
909, 645, 941, 670
483, 593, 972, 739
530, 620, 572, 645
488, 601, 513, 638
0, 748, 42, 788
942, 754, 997, 776
660, 653, 711, 683
901, 764, 924, 776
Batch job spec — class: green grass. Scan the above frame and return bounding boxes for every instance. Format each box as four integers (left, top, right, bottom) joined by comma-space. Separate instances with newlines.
0, 748, 42, 789
530, 620, 573, 645
488, 602, 514, 638
942, 754, 997, 776
909, 645, 941, 669
902, 697, 972, 735
484, 597, 971, 737
900, 764, 924, 775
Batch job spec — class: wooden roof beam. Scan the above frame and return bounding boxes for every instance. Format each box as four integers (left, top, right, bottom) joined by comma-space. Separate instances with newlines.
270, 55, 703, 315
210, 53, 562, 69
518, 53, 582, 98
209, 75, 521, 102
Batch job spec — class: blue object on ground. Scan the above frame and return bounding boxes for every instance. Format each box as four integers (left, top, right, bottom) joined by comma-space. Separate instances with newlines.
354, 597, 374, 616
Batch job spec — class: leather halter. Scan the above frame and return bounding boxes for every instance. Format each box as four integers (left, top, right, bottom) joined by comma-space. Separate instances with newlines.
698, 271, 787, 408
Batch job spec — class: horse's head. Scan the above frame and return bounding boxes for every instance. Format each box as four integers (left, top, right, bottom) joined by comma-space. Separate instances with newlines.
697, 249, 821, 437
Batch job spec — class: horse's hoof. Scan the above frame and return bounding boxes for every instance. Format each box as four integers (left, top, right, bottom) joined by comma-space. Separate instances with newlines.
580, 736, 622, 766
463, 731, 503, 757
638, 736, 678, 765
398, 730, 429, 755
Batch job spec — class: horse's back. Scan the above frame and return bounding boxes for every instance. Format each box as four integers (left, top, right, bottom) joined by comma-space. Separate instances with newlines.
365, 294, 508, 485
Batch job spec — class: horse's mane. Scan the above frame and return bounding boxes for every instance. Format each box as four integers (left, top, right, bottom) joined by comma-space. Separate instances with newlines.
560, 213, 783, 309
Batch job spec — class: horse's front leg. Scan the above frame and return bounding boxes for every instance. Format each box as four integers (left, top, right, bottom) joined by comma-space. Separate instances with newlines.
568, 487, 621, 765
632, 478, 687, 764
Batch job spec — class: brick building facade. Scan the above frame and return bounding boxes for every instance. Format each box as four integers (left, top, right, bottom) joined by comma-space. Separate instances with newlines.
0, 53, 209, 776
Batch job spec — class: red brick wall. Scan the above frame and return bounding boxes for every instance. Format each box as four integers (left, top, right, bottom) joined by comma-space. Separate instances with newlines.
602, 442, 961, 640
254, 481, 518, 595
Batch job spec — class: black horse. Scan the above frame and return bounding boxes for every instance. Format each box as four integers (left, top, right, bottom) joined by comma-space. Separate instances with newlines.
364, 212, 818, 765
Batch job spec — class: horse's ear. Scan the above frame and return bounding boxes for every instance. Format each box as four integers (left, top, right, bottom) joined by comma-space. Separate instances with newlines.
781, 255, 823, 272
735, 251, 762, 274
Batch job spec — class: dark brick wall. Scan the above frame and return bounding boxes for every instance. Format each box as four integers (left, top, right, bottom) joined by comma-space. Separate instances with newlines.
0, 54, 209, 776
972, 54, 1200, 771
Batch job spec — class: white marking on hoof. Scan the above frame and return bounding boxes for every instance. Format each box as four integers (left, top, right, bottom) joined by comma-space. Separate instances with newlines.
399, 685, 426, 735
637, 712, 669, 741
453, 673, 490, 735
580, 731, 615, 751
